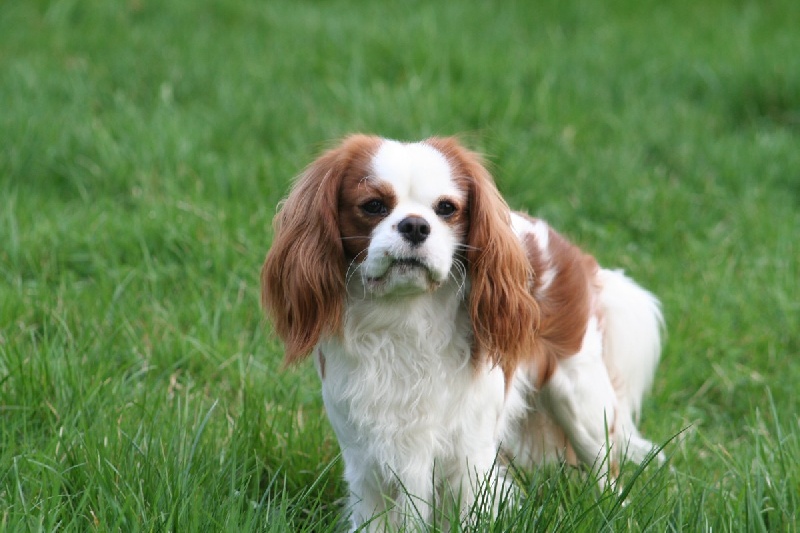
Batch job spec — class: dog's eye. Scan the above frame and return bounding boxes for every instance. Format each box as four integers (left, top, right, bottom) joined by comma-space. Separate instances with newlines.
434, 200, 457, 218
361, 199, 388, 216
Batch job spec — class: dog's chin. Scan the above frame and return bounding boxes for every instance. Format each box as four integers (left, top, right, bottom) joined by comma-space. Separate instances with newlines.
365, 259, 444, 297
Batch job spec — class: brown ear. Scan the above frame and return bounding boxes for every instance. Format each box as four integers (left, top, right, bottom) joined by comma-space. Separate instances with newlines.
426, 138, 539, 381
261, 135, 381, 364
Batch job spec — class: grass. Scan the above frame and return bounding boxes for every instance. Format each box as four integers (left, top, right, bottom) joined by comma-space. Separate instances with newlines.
1, 0, 798, 530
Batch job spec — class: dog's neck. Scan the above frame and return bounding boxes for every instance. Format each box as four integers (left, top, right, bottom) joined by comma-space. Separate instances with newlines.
335, 278, 472, 369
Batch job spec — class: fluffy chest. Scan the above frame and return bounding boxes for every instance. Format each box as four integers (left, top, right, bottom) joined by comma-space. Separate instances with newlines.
323, 294, 472, 417
317, 292, 507, 458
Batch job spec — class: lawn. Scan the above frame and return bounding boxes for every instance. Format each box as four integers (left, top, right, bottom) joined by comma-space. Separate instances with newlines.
1, 0, 798, 530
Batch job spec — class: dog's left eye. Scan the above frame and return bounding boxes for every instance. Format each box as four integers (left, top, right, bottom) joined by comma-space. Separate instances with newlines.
434, 200, 457, 218
361, 199, 388, 216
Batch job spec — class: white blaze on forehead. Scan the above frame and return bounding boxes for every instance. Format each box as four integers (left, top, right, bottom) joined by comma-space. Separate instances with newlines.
371, 140, 463, 203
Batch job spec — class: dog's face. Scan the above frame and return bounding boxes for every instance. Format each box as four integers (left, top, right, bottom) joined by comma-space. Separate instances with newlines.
338, 140, 468, 297
262, 135, 538, 372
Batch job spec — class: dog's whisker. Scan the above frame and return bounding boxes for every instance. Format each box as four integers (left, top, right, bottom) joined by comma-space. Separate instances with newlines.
345, 250, 369, 299
449, 258, 468, 298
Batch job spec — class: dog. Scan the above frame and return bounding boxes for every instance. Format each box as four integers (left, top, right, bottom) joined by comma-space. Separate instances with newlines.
261, 135, 663, 530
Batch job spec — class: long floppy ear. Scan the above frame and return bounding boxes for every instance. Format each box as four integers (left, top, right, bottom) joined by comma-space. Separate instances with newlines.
426, 138, 539, 381
261, 135, 381, 364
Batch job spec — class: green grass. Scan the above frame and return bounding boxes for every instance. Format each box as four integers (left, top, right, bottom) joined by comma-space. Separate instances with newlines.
1, 0, 799, 530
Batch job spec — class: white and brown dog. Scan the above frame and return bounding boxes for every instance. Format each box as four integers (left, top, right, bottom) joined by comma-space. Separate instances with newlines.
261, 135, 663, 530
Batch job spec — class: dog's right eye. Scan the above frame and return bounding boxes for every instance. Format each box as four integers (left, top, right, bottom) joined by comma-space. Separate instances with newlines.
361, 199, 388, 216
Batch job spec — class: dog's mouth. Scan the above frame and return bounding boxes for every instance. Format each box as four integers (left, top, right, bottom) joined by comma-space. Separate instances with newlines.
365, 256, 439, 288
390, 257, 428, 270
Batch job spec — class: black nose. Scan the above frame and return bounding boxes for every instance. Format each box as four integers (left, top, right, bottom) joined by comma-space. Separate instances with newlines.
397, 216, 431, 246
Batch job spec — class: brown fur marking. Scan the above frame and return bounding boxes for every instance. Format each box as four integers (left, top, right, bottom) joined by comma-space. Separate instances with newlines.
517, 214, 599, 389
261, 135, 383, 364
425, 137, 540, 386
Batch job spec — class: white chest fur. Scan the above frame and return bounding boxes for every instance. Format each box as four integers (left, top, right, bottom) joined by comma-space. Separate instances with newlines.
316, 284, 513, 526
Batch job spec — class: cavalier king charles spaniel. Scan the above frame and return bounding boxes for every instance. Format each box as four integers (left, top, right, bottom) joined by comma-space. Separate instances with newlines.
261, 135, 663, 530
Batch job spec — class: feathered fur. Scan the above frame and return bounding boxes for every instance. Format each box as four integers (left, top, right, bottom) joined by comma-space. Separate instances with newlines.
261, 135, 664, 531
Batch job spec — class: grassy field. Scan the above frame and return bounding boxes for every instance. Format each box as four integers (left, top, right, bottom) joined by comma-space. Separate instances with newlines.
1, 0, 799, 530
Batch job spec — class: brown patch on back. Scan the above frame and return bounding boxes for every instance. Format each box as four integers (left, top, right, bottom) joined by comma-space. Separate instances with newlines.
517, 214, 599, 388
521, 232, 559, 386
538, 228, 597, 355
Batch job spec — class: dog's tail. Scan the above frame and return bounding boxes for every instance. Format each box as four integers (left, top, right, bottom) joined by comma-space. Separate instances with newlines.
597, 268, 664, 463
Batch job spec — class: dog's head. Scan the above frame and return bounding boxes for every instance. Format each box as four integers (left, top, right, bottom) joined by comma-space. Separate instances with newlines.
262, 135, 538, 375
